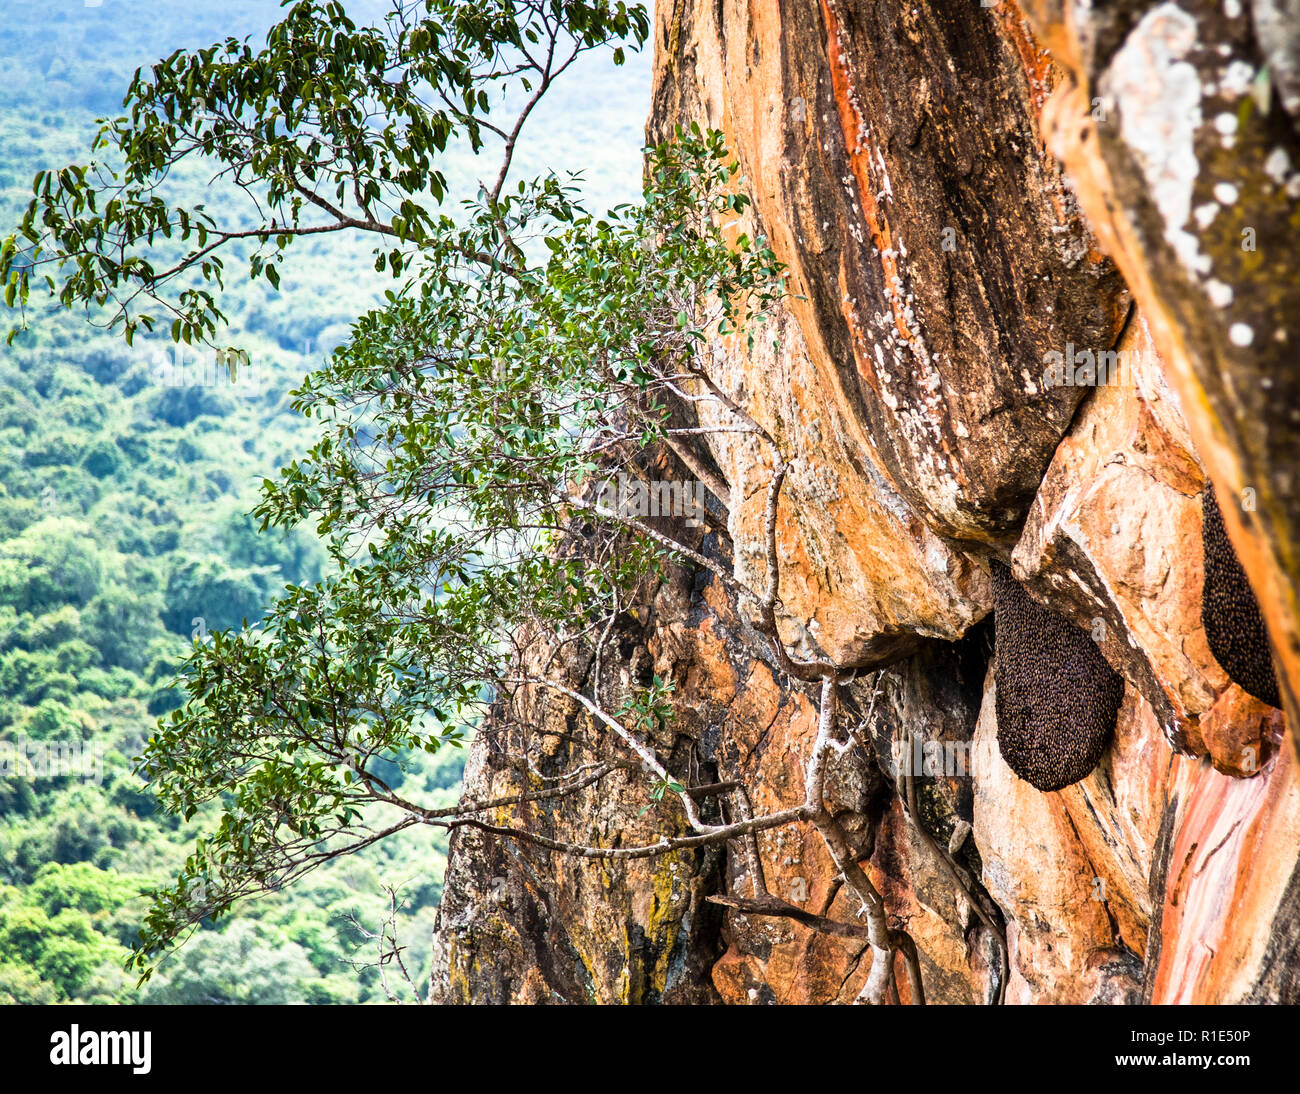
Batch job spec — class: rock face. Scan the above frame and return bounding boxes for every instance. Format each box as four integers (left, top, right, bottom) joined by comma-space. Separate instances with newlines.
429, 1, 1300, 1003
1028, 0, 1300, 732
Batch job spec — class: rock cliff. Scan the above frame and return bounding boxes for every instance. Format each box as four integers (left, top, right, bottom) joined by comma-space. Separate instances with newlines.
429, 0, 1300, 1003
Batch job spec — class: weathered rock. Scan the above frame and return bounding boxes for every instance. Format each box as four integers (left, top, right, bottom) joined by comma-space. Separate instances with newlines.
975, 656, 1300, 1004
430, 0, 1300, 1005
974, 666, 1137, 1004
1147, 720, 1300, 1003
1195, 684, 1280, 778
431, 511, 1003, 1004
1028, 0, 1300, 744
1012, 312, 1224, 754
693, 297, 990, 668
652, 0, 1127, 547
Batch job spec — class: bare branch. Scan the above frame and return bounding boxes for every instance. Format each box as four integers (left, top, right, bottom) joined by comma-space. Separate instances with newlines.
706, 893, 872, 940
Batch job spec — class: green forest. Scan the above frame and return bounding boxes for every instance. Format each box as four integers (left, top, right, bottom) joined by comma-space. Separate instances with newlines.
0, 0, 648, 1003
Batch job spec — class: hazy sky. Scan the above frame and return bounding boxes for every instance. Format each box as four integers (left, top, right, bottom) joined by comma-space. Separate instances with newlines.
0, 0, 654, 216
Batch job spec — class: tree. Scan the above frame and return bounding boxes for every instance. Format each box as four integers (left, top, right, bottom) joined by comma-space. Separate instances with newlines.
81, 584, 167, 672
0, 518, 105, 613
161, 557, 278, 636
0, 900, 126, 1000
136, 919, 343, 1005
4, 1, 941, 1004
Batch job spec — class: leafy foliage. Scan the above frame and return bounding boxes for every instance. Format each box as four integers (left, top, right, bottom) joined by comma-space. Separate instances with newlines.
130, 118, 783, 973
2, 0, 650, 346
0, 0, 674, 1002
2, 0, 787, 995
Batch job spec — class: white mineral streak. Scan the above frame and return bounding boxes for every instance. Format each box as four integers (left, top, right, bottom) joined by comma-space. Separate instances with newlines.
825, 0, 957, 522
1219, 59, 1255, 97
1102, 5, 1209, 278
1214, 181, 1239, 204
1213, 112, 1239, 136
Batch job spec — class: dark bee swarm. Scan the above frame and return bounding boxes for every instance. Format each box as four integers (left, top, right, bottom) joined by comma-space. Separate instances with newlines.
991, 561, 1124, 792
1201, 484, 1281, 708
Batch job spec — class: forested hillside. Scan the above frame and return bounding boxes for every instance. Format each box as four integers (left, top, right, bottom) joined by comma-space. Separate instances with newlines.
0, 0, 647, 1003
